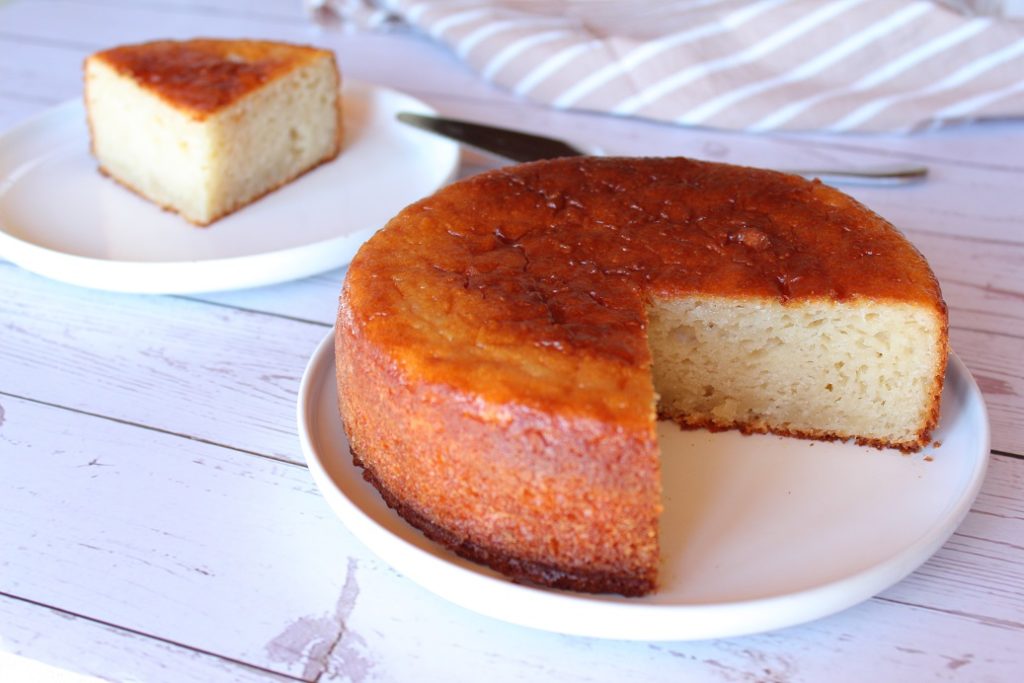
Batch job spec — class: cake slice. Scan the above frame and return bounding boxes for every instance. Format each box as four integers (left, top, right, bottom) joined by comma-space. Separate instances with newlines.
84, 38, 342, 226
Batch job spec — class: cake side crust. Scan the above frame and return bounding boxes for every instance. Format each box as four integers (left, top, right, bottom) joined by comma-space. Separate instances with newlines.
334, 308, 662, 595
350, 446, 656, 597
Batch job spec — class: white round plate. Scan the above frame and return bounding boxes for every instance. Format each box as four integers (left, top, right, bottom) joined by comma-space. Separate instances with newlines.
298, 331, 990, 641
0, 81, 459, 294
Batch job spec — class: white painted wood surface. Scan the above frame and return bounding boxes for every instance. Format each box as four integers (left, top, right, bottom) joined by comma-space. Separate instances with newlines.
0, 1, 1022, 681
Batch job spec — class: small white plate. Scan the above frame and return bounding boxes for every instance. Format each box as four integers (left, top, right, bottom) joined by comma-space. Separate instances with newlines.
0, 81, 459, 294
298, 331, 990, 641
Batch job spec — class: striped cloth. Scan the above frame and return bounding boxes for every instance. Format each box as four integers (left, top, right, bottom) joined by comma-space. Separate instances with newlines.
316, 0, 1024, 133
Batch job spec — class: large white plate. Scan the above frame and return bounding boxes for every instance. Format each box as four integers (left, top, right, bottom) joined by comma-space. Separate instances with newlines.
0, 81, 459, 294
298, 331, 990, 641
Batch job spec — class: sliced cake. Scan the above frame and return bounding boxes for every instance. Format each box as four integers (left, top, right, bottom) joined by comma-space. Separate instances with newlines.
84, 38, 342, 226
335, 156, 949, 596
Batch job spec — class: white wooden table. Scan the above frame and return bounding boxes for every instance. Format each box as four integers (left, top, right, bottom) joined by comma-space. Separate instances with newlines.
1, 1, 1022, 681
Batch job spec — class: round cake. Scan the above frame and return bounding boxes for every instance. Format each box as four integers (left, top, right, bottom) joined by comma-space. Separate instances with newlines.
335, 156, 947, 596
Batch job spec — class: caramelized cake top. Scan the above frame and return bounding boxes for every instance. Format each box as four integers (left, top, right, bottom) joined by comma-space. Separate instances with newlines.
90, 38, 332, 118
342, 156, 944, 428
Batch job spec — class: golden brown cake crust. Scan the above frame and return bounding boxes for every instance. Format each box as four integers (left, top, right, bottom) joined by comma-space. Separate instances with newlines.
337, 156, 948, 595
350, 447, 655, 596
90, 38, 333, 119
335, 314, 661, 595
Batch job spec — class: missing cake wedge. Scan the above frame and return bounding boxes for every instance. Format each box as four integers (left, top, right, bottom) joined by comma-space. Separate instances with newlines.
84, 38, 342, 226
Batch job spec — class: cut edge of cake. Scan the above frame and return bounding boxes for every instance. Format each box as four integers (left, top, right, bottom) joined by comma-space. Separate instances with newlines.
646, 294, 948, 453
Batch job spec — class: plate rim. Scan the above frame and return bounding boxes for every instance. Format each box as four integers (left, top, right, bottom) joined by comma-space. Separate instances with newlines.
0, 81, 460, 294
298, 329, 991, 640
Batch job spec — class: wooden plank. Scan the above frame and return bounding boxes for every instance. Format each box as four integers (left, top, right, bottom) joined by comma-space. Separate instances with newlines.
0, 0, 309, 46
0, 393, 372, 680
875, 455, 1024, 625
0, 594, 298, 683
0, 38, 86, 110
0, 264, 325, 463
182, 269, 346, 329
952, 329, 1024, 456
860, 175, 1024, 248
773, 122, 1024, 173
89, 0, 312, 22
910, 232, 1024, 340
314, 594, 1022, 682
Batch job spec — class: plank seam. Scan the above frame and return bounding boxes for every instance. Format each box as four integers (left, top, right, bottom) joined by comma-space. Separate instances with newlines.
766, 135, 1024, 174
874, 594, 1024, 631
0, 90, 62, 105
172, 295, 334, 329
903, 227, 1024, 248
992, 449, 1024, 461
949, 324, 1024, 341
0, 590, 309, 683
0, 30, 100, 52
0, 389, 309, 469
2, 397, 1020, 465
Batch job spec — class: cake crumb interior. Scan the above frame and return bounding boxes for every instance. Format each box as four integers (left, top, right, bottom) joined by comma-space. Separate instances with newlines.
645, 296, 943, 448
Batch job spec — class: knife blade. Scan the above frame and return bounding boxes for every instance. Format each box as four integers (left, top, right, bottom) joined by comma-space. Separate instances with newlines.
397, 111, 928, 185
397, 111, 584, 162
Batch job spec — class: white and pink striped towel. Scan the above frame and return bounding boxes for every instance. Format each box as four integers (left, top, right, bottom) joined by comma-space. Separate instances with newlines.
314, 0, 1024, 133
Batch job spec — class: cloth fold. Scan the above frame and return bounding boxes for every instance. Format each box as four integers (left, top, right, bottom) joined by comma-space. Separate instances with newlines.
312, 0, 1024, 133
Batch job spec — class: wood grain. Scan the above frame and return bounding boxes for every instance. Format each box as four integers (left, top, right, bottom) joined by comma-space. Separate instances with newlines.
0, 264, 326, 464
0, 594, 299, 683
0, 393, 363, 679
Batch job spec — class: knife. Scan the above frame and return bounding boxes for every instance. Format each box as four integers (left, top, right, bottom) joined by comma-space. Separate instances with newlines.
396, 111, 927, 185
397, 111, 584, 163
